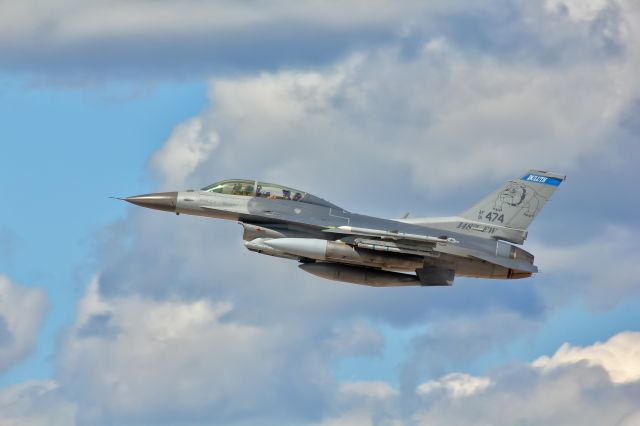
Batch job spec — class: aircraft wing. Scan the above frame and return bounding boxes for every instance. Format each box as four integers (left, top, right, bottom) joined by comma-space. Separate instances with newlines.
322, 226, 452, 257
323, 226, 457, 244
324, 225, 537, 273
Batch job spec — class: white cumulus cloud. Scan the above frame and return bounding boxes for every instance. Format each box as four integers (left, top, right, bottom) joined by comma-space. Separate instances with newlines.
412, 330, 640, 425
150, 116, 219, 188
57, 278, 288, 423
416, 373, 492, 398
533, 331, 640, 384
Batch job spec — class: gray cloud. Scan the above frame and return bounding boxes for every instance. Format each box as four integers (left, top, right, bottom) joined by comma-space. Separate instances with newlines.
0, 0, 630, 81
58, 280, 339, 424
0, 316, 15, 348
0, 380, 76, 426
529, 225, 640, 311
314, 331, 640, 425
5, 330, 640, 425
0, 275, 48, 373
0, 0, 432, 80
402, 311, 538, 381
411, 332, 640, 426
76, 313, 120, 339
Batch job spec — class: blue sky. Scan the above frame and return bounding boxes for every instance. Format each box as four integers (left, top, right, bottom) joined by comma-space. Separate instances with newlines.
0, 78, 207, 385
1, 1, 640, 425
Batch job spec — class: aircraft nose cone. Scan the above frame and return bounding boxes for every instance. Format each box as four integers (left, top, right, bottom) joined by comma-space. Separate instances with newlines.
125, 192, 178, 212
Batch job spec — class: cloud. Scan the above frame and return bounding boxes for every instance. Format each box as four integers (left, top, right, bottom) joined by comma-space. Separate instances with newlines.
531, 225, 640, 310
312, 330, 640, 425
545, 0, 611, 22
311, 381, 400, 426
339, 381, 399, 400
416, 373, 491, 398
0, 275, 48, 373
1, 0, 632, 82
326, 321, 384, 357
5, 330, 640, 425
55, 274, 536, 425
532, 331, 640, 384
0, 0, 453, 79
395, 224, 640, 385
157, 1, 640, 205
54, 277, 404, 424
0, 380, 75, 426
60, 235, 636, 425
4, 0, 640, 424
410, 330, 640, 426
57, 279, 301, 424
398, 309, 540, 390
150, 116, 219, 188
82, 1, 640, 418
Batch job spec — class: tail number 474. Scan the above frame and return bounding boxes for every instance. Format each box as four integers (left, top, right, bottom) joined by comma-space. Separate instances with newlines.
485, 211, 504, 223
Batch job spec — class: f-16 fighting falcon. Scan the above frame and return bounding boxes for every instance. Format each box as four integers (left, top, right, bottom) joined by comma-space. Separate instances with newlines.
117, 170, 564, 287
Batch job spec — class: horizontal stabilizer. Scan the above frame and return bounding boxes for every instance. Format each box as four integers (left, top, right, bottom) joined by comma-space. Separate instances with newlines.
470, 252, 538, 274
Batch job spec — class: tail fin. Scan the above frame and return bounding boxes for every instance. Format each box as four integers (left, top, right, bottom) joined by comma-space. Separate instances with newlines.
460, 170, 565, 232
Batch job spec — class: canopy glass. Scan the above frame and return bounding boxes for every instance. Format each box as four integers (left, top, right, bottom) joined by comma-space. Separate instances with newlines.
200, 179, 341, 209
201, 180, 305, 201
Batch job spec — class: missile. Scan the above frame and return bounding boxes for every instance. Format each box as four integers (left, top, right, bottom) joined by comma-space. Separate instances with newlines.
299, 262, 419, 287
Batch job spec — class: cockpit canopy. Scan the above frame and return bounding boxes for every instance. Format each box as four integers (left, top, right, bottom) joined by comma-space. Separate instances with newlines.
200, 179, 341, 209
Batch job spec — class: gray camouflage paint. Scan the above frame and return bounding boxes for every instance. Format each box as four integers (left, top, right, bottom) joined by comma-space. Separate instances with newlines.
122, 170, 564, 287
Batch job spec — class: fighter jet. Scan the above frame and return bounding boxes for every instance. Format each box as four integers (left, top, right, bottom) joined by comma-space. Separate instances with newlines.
118, 170, 564, 287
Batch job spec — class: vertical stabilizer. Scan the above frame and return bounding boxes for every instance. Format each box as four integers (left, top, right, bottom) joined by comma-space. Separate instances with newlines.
459, 170, 565, 231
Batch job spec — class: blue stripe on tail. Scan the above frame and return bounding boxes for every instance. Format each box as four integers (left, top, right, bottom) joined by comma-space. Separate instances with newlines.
521, 174, 562, 186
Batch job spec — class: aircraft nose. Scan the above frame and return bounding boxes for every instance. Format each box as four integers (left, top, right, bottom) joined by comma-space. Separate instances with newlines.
124, 192, 178, 212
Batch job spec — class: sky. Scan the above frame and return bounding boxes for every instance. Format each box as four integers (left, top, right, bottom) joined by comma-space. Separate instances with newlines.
0, 0, 640, 424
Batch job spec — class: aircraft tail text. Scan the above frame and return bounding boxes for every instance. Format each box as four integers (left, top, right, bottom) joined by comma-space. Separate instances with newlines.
398, 170, 565, 244
459, 170, 565, 233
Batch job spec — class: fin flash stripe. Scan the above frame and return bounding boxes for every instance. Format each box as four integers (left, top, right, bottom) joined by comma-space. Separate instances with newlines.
521, 174, 562, 186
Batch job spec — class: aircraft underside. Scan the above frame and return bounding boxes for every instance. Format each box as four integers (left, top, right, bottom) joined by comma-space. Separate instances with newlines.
240, 222, 530, 287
